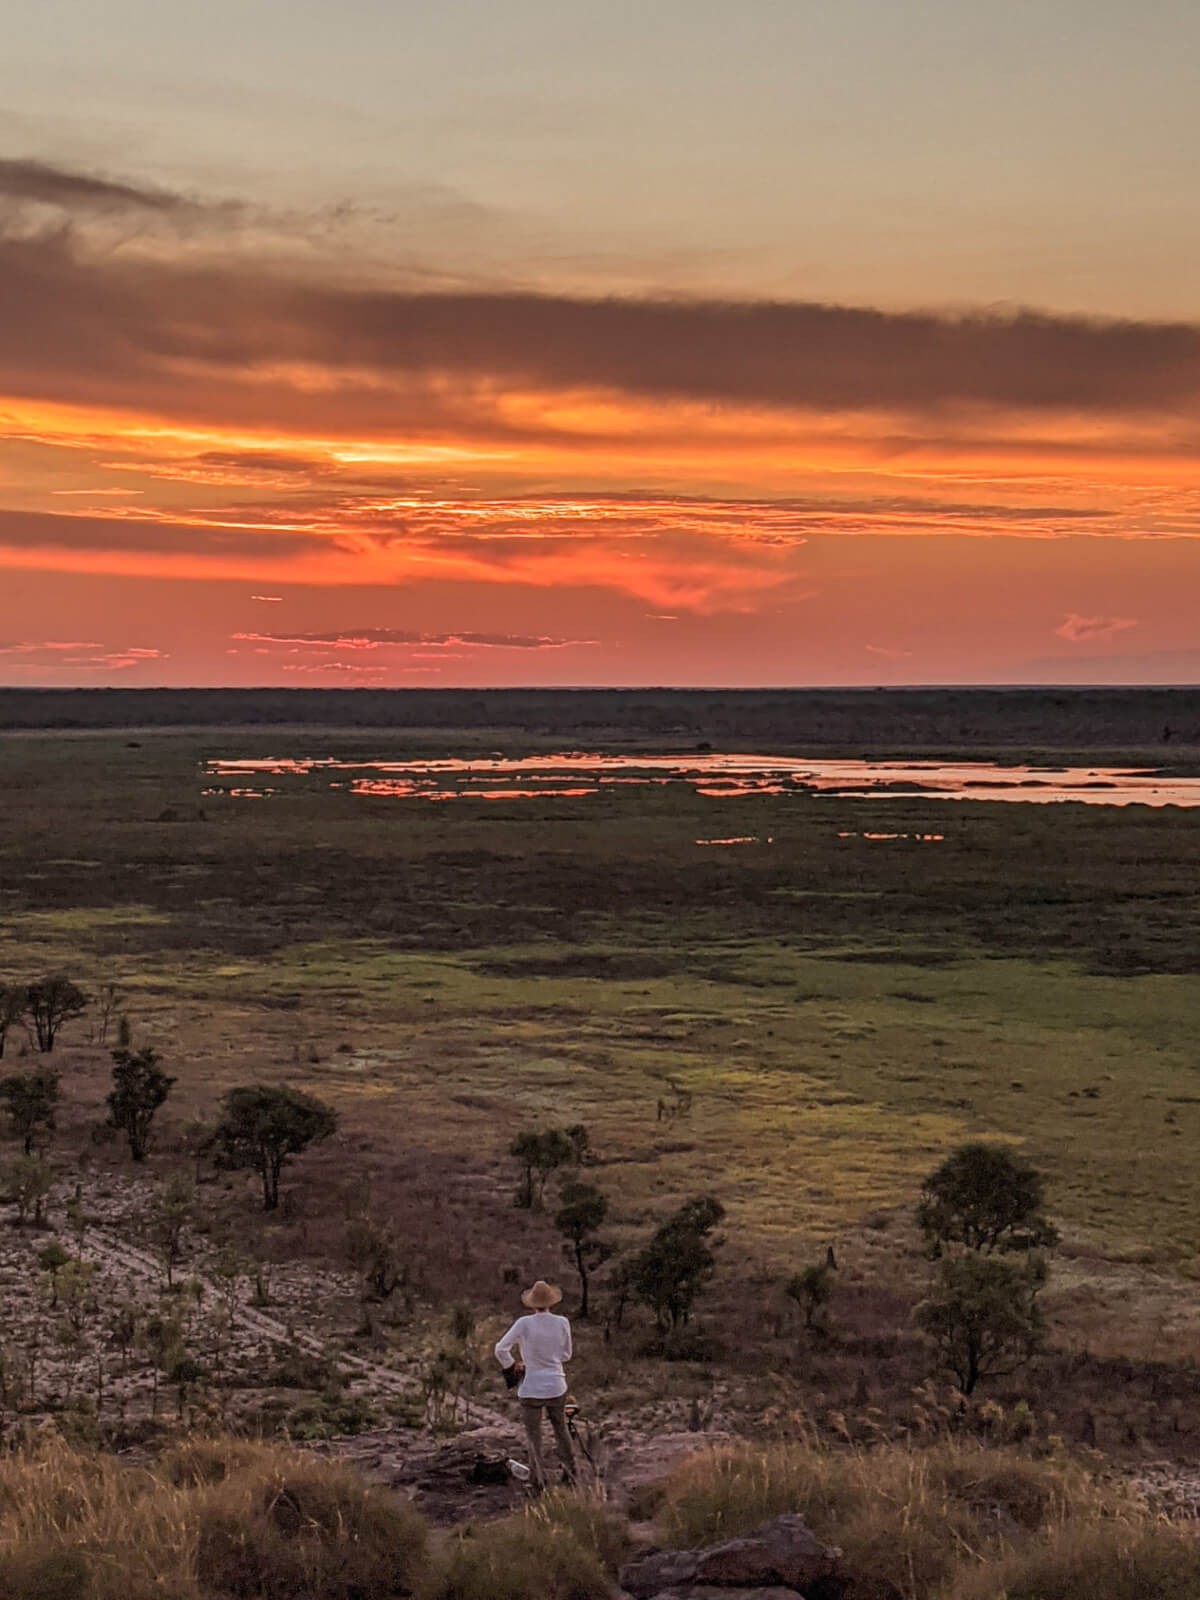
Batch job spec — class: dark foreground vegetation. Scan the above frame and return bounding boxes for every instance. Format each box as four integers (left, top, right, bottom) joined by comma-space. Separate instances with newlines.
2, 685, 1200, 753
4, 1432, 1200, 1600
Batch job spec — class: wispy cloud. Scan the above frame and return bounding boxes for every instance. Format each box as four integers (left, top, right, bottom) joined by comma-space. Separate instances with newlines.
1055, 613, 1139, 642
0, 640, 167, 672
232, 628, 595, 651
279, 660, 387, 676
0, 639, 103, 654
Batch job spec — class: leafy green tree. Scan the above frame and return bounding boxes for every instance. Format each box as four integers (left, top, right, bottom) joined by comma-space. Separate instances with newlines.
916, 1251, 1047, 1395
917, 1142, 1058, 1257
510, 1126, 576, 1210
785, 1262, 835, 1333
25, 976, 88, 1053
0, 1069, 60, 1153
210, 1084, 338, 1211
107, 1047, 175, 1161
634, 1195, 725, 1333
0, 985, 27, 1059
555, 1181, 611, 1317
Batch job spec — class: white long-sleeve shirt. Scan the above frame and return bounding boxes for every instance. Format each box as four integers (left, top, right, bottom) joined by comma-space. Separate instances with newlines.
494, 1310, 572, 1399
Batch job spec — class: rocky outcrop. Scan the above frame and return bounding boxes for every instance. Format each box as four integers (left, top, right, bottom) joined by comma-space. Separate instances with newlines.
693, 1515, 840, 1589
619, 1515, 902, 1600
622, 1550, 704, 1598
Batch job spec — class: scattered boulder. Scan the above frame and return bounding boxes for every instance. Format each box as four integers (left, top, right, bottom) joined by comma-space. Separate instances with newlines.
619, 1514, 902, 1600
644, 1589, 800, 1600
621, 1549, 700, 1598
694, 1515, 840, 1590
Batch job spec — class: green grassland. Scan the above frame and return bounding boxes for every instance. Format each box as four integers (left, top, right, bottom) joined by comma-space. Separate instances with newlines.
3, 728, 1199, 1280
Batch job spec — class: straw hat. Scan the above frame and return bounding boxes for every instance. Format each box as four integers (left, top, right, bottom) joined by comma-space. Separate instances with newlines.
522, 1279, 563, 1309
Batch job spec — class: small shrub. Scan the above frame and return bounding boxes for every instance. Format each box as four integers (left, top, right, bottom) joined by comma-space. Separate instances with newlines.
784, 1262, 834, 1332
0, 1546, 91, 1600
264, 1346, 339, 1390
282, 1392, 377, 1441
656, 1439, 1121, 1600
0, 1069, 60, 1153
428, 1516, 611, 1600
159, 1437, 269, 1486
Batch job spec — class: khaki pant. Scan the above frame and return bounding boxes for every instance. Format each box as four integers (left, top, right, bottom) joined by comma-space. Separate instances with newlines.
520, 1394, 576, 1486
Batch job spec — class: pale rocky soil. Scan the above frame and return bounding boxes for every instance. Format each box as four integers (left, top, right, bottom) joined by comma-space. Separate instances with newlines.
0, 1167, 738, 1524
4, 1169, 1200, 1532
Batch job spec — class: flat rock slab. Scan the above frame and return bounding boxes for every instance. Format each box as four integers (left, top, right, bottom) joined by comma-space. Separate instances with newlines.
622, 1513, 841, 1598
647, 1589, 801, 1600
621, 1549, 700, 1598
694, 1513, 840, 1590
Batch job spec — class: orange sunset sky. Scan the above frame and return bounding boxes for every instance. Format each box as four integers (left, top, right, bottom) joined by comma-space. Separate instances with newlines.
2, 1, 1199, 686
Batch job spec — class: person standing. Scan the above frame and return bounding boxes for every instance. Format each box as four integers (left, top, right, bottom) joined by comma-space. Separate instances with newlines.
495, 1279, 576, 1487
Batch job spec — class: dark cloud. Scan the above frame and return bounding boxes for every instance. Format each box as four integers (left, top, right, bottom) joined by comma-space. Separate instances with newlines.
232, 629, 592, 650
195, 450, 336, 476
1, 203, 1199, 427
0, 507, 321, 558
0, 158, 190, 214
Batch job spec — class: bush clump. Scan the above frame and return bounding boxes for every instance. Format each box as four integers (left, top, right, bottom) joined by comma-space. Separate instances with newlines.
0, 1436, 427, 1600
194, 1451, 427, 1600
944, 1521, 1200, 1599
427, 1515, 612, 1600
526, 1488, 630, 1575
655, 1439, 1128, 1599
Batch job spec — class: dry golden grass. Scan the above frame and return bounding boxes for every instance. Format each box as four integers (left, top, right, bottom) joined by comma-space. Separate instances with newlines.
423, 1515, 612, 1600
3, 1427, 1200, 1600
0, 1435, 427, 1600
655, 1437, 1151, 1600
943, 1521, 1200, 1600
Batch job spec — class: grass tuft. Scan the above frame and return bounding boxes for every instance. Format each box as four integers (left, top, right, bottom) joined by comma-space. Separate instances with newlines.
943, 1520, 1200, 1599
425, 1513, 613, 1600
655, 1438, 1138, 1599
0, 1436, 427, 1600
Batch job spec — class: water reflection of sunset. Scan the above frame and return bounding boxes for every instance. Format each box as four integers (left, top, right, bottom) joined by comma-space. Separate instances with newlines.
201, 754, 1200, 809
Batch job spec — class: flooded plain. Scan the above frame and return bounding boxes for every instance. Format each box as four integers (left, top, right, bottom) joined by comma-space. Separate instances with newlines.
201, 753, 1200, 807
